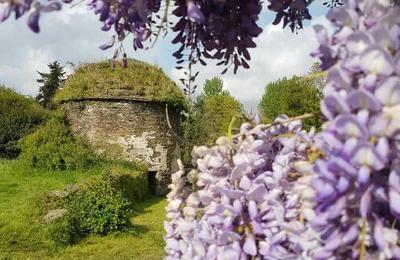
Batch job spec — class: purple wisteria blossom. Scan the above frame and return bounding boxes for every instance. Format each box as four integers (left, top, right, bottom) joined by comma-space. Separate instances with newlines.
165, 116, 320, 259
311, 0, 400, 258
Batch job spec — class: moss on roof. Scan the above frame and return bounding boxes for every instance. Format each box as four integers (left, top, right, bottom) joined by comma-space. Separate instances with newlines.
55, 59, 187, 108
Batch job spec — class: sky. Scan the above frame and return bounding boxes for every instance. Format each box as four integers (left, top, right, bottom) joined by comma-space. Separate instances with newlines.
0, 2, 330, 112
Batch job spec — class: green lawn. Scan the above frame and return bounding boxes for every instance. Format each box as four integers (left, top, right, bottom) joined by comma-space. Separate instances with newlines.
0, 159, 166, 259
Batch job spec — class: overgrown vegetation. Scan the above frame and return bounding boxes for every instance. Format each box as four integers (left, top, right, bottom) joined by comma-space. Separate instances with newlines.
258, 74, 323, 130
19, 113, 99, 170
55, 59, 188, 108
0, 159, 165, 259
49, 178, 133, 245
105, 162, 148, 202
182, 77, 243, 164
0, 85, 49, 158
44, 161, 148, 245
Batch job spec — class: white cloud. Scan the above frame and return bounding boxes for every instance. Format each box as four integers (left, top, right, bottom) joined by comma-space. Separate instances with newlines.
170, 16, 331, 112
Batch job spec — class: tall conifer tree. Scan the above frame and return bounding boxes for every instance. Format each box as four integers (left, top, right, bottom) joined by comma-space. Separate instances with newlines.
35, 61, 66, 109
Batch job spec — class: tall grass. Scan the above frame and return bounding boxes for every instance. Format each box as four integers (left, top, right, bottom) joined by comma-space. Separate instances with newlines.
0, 159, 166, 259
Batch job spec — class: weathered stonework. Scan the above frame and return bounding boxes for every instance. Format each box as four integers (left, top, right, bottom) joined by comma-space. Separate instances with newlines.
62, 97, 181, 194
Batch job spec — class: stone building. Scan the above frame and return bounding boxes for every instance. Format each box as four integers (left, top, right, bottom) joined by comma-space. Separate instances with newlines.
56, 60, 186, 194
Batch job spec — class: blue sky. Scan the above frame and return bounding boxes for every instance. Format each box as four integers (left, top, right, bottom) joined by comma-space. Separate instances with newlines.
0, 2, 329, 111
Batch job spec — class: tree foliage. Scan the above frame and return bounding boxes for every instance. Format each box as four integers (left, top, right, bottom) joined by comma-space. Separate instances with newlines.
0, 85, 48, 158
258, 74, 323, 130
182, 78, 243, 164
202, 77, 227, 97
36, 61, 66, 109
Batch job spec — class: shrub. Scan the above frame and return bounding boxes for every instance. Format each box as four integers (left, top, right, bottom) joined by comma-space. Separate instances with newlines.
105, 161, 148, 202
68, 178, 133, 236
19, 114, 98, 170
46, 161, 148, 245
0, 85, 49, 158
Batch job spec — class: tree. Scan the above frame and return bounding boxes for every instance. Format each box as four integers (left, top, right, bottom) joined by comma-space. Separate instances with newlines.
35, 61, 66, 109
202, 77, 227, 97
258, 74, 323, 130
182, 79, 243, 164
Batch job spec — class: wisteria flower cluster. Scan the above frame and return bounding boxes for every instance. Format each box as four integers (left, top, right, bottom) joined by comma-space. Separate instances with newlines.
267, 0, 312, 33
165, 116, 322, 259
310, 0, 400, 258
172, 0, 263, 75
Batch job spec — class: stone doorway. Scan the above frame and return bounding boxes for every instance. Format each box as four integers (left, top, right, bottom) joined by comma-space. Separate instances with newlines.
148, 171, 158, 194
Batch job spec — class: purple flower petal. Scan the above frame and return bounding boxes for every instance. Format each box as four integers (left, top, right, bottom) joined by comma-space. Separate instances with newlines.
27, 10, 40, 33
42, 1, 62, 12
0, 3, 11, 22
239, 176, 252, 191
326, 196, 346, 220
243, 235, 257, 256
375, 77, 400, 106
99, 35, 115, 50
346, 31, 371, 54
187, 1, 204, 24
342, 225, 359, 244
360, 46, 395, 76
335, 115, 369, 139
360, 189, 371, 218
324, 232, 342, 251
389, 188, 400, 219
389, 170, 400, 193
373, 218, 386, 251
358, 165, 371, 185
321, 94, 350, 120
350, 142, 385, 170
314, 24, 328, 45
346, 89, 381, 112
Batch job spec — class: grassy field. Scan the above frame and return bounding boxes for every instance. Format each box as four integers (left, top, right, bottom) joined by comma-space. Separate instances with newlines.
0, 159, 166, 259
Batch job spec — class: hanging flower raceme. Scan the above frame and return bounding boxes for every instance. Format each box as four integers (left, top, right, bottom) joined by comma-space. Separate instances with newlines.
165, 116, 321, 259
311, 0, 400, 258
171, 0, 263, 75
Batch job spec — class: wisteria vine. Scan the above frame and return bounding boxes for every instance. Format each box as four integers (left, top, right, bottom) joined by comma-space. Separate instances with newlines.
165, 0, 400, 259
165, 116, 321, 259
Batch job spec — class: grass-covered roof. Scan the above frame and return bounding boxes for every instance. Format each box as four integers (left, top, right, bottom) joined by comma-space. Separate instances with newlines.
55, 59, 187, 108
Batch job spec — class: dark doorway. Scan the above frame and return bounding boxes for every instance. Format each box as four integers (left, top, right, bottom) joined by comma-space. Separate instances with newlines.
148, 171, 157, 194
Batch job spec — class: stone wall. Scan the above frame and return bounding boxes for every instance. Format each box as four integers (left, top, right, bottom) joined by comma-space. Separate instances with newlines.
62, 98, 181, 194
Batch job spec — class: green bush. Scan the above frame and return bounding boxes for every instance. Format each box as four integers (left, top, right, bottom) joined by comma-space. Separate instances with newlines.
105, 161, 148, 202
69, 178, 133, 235
0, 85, 49, 158
46, 161, 148, 245
19, 114, 98, 170
48, 178, 133, 245
258, 75, 323, 130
